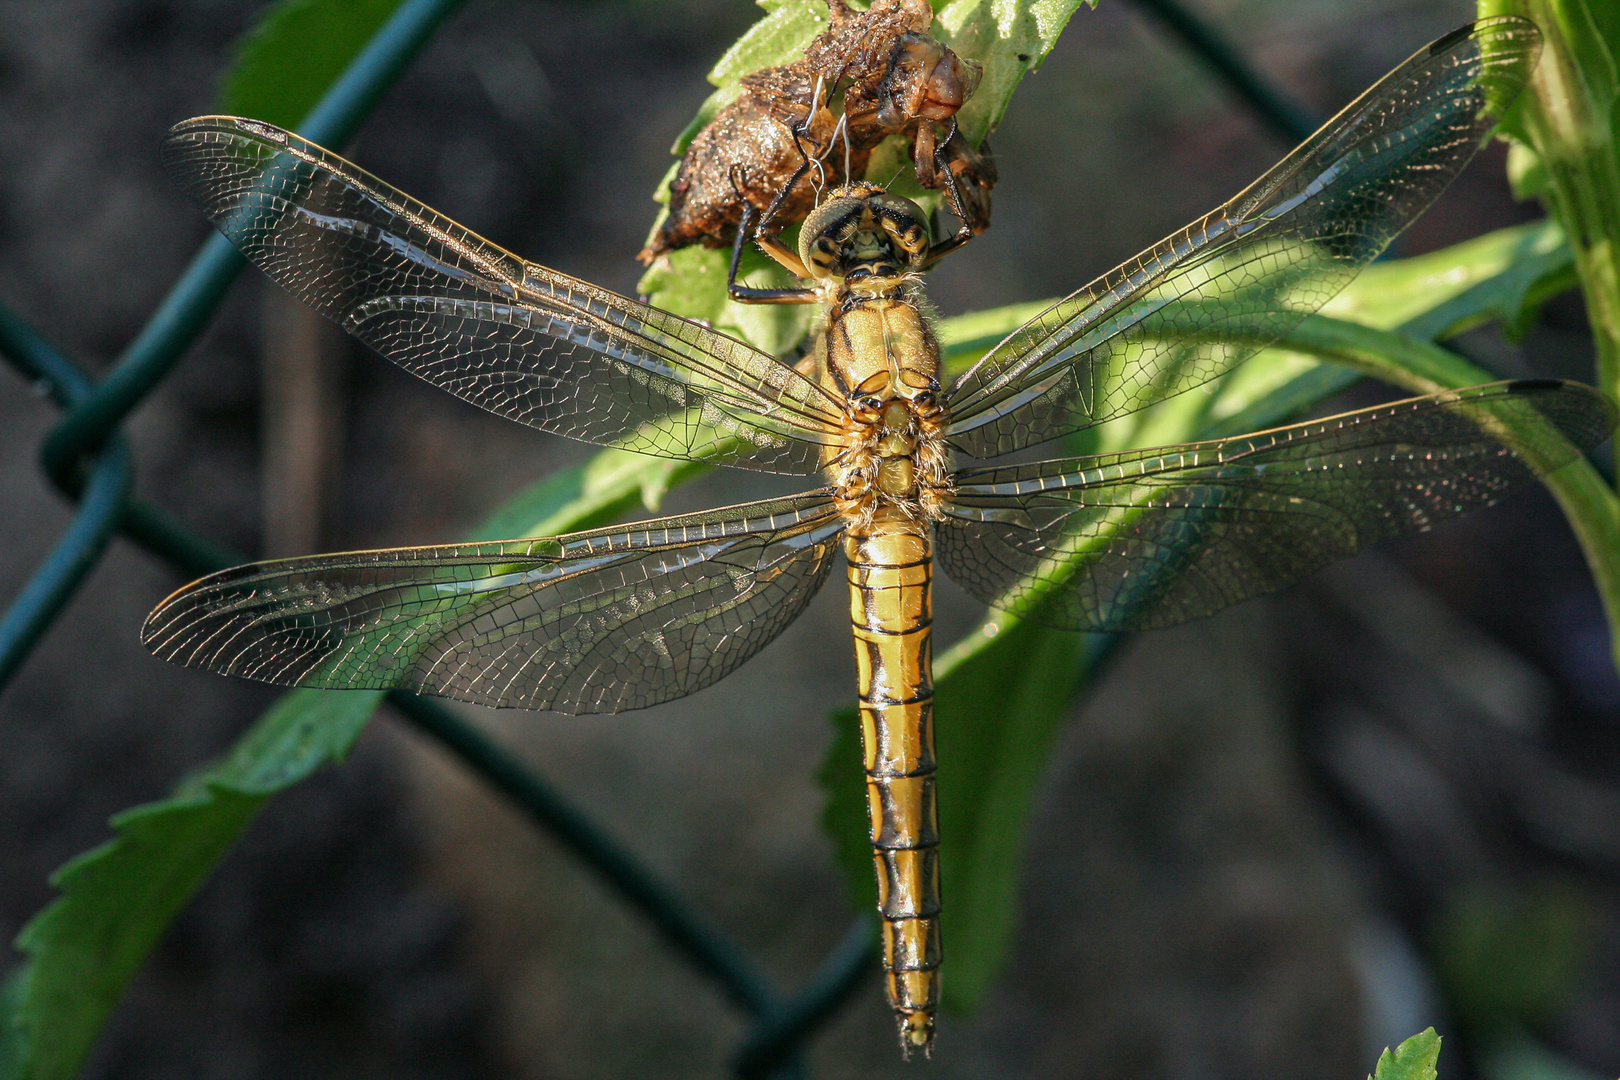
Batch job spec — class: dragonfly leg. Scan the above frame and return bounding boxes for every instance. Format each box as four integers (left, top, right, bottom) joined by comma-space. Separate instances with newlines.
919, 120, 977, 269
750, 107, 835, 257
728, 201, 819, 304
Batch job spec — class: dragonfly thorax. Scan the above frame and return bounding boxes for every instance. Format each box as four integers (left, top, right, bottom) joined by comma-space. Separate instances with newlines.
831, 366, 952, 523
847, 368, 942, 417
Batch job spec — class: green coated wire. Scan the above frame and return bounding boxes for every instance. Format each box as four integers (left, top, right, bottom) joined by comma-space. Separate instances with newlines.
0, 302, 133, 692
0, 289, 94, 405
1128, 0, 1320, 144
38, 0, 471, 488
0, 442, 132, 691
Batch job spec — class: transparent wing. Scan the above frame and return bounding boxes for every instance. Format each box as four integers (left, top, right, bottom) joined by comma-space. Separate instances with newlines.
142, 493, 846, 714
944, 18, 1542, 458
936, 381, 1614, 631
162, 116, 847, 474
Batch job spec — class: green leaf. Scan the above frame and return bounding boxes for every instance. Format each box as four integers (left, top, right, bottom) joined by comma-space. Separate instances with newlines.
468, 448, 709, 543
641, 0, 1091, 341
936, 0, 1096, 142
219, 0, 406, 129
1371, 1029, 1443, 1080
1507, 140, 1551, 200
1483, 0, 1618, 149
1479, 0, 1620, 404
3, 689, 375, 1080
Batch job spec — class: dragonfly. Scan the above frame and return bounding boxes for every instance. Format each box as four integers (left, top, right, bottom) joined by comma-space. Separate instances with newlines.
143, 16, 1613, 1054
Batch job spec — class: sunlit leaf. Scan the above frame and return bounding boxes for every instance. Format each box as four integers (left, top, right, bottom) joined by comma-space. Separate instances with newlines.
1507, 140, 1550, 200
936, 0, 1096, 142
1323, 219, 1575, 339
637, 243, 814, 357
1478, 0, 1620, 412
1372, 1029, 1443, 1080
220, 0, 406, 128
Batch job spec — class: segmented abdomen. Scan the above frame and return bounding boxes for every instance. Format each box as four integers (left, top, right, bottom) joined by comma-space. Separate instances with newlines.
844, 512, 940, 1052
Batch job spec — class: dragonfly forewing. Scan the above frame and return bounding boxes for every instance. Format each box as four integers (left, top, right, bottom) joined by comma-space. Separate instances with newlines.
943, 17, 1543, 458
162, 116, 847, 474
936, 380, 1615, 631
142, 492, 847, 713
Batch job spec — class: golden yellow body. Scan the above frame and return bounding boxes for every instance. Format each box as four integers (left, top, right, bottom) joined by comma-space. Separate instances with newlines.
812, 275, 950, 1050
743, 180, 955, 1050
845, 516, 941, 1046
824, 299, 938, 393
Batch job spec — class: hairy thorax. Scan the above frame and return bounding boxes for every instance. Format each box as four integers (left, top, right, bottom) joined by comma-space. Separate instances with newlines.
816, 288, 952, 526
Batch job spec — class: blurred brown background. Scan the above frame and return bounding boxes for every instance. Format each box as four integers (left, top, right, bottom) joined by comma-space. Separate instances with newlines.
1, 0, 1617, 1077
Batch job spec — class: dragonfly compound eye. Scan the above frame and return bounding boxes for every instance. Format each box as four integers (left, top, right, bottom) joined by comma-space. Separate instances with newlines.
874, 197, 930, 262
799, 195, 867, 278
808, 235, 843, 276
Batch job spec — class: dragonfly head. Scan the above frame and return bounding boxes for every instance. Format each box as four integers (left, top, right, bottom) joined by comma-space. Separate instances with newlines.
800, 182, 930, 291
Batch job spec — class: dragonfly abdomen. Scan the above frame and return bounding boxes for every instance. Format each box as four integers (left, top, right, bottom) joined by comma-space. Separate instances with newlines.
845, 513, 941, 1053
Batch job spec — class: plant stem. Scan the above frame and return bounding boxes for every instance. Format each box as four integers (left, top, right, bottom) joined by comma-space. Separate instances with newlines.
1482, 0, 1620, 404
